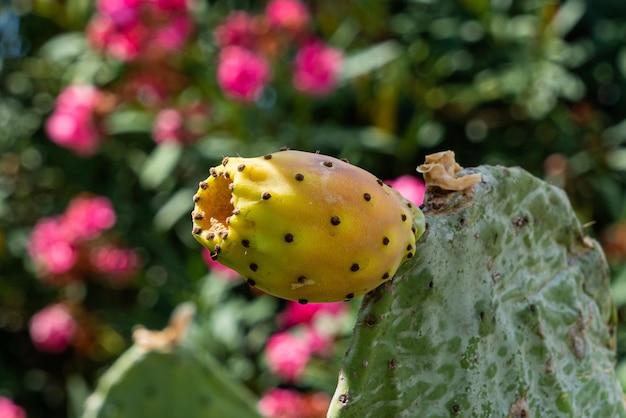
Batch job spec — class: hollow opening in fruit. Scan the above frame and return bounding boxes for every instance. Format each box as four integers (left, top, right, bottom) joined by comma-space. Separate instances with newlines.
196, 175, 234, 237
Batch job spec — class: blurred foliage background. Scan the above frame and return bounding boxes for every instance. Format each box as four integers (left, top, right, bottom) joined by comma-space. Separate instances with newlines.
2, 0, 626, 416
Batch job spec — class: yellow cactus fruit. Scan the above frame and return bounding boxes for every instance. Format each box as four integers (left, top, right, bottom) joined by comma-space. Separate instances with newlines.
191, 150, 425, 303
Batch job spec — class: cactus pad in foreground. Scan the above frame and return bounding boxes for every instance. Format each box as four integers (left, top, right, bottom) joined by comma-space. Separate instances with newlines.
328, 162, 626, 417
191, 150, 425, 303
82, 304, 262, 418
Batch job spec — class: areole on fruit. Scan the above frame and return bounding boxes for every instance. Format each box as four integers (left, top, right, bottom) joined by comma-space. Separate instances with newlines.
191, 149, 426, 303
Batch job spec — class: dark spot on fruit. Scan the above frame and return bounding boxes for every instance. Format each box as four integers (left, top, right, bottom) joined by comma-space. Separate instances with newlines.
279, 146, 289, 151
298, 299, 308, 305
228, 183, 234, 191
210, 252, 218, 261
209, 167, 217, 177
206, 232, 215, 240
412, 226, 417, 234
193, 194, 200, 202
250, 263, 258, 271
214, 244, 221, 254
247, 278, 256, 286
225, 216, 231, 225
222, 232, 229, 240
264, 154, 273, 159
452, 404, 460, 414
192, 227, 202, 235
382, 272, 390, 280
363, 193, 371, 201
377, 179, 384, 186
222, 157, 229, 166
237, 163, 245, 171
388, 359, 397, 370
365, 315, 376, 326
193, 212, 203, 220
340, 158, 349, 163
401, 213, 407, 222
407, 252, 414, 258
407, 202, 413, 208
479, 311, 485, 320
407, 244, 413, 251
232, 208, 240, 215
338, 393, 350, 405
323, 161, 333, 167
284, 233, 294, 243
345, 293, 355, 299
297, 276, 306, 283
458, 216, 467, 228
199, 181, 208, 189
350, 263, 360, 272
294, 173, 304, 181
383, 237, 390, 245
262, 192, 272, 200
242, 239, 250, 247
428, 280, 434, 289
224, 172, 230, 179
331, 216, 341, 225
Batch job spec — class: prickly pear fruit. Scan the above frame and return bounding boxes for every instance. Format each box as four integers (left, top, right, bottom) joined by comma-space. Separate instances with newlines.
191, 150, 425, 303
82, 303, 262, 418
328, 163, 626, 417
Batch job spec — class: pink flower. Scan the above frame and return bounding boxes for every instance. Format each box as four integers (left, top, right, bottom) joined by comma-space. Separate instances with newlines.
29, 304, 77, 353
386, 175, 425, 206
266, 0, 310, 34
279, 301, 347, 329
28, 217, 77, 277
265, 331, 311, 382
153, 15, 193, 50
45, 85, 104, 157
90, 244, 139, 285
152, 102, 208, 145
96, 0, 142, 27
63, 196, 116, 242
202, 249, 239, 281
258, 388, 302, 418
86, 15, 143, 61
217, 46, 272, 102
302, 326, 333, 356
213, 11, 256, 49
258, 389, 300, 418
0, 397, 26, 418
293, 40, 343, 97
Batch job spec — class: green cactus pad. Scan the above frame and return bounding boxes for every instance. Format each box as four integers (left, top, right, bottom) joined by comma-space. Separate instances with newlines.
192, 150, 425, 303
81, 345, 262, 418
328, 165, 625, 417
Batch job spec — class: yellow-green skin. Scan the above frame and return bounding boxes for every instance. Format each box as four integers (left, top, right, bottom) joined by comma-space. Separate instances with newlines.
191, 150, 425, 303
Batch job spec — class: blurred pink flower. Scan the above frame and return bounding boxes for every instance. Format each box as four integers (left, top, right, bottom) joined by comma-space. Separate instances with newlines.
213, 11, 256, 49
90, 244, 140, 285
258, 388, 301, 418
266, 0, 310, 34
28, 217, 77, 277
293, 40, 342, 97
152, 102, 208, 145
87, 16, 144, 61
217, 46, 272, 102
88, 0, 192, 61
302, 326, 333, 357
202, 249, 240, 281
45, 85, 104, 157
29, 304, 77, 353
279, 301, 347, 329
0, 397, 26, 418
63, 196, 116, 242
96, 0, 141, 27
153, 15, 193, 50
386, 175, 425, 206
265, 331, 310, 382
